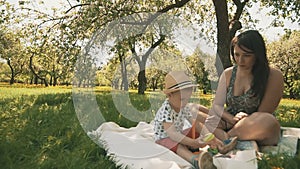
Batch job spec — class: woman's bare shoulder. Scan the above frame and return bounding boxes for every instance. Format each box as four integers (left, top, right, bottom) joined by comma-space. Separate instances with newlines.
222, 66, 234, 85
224, 66, 234, 76
267, 67, 284, 91
269, 67, 283, 80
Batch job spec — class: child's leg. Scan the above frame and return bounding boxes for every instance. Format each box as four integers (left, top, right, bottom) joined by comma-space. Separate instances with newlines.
176, 144, 195, 162
177, 144, 216, 169
182, 127, 200, 139
155, 138, 178, 153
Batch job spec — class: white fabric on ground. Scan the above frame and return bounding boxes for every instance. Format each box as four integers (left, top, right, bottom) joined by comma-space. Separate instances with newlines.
213, 150, 257, 169
88, 122, 299, 169
88, 121, 192, 169
260, 127, 300, 156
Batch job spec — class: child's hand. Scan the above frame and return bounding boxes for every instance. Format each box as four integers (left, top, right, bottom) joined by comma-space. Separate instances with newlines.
207, 137, 224, 149
194, 133, 223, 149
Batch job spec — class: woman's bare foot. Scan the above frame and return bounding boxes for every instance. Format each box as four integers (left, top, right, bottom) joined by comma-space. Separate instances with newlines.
218, 136, 238, 154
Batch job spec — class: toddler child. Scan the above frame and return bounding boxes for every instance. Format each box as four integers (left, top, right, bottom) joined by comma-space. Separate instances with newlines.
153, 71, 223, 169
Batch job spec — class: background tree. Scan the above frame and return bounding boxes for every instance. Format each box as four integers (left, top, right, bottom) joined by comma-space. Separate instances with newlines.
0, 0, 299, 90
69, 0, 299, 80
111, 42, 131, 91
99, 57, 120, 89
268, 30, 300, 99
146, 46, 187, 91
259, 0, 300, 23
185, 47, 211, 94
15, 1, 81, 86
0, 61, 10, 82
0, 30, 27, 84
0, 1, 29, 84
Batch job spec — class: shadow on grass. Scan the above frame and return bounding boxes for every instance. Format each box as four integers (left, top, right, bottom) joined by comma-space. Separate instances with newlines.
0, 93, 121, 169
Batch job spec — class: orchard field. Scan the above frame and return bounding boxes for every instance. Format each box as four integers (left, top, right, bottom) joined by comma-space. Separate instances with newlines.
0, 85, 299, 169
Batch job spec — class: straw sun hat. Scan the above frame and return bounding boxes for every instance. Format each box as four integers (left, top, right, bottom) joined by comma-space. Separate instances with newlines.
163, 71, 198, 94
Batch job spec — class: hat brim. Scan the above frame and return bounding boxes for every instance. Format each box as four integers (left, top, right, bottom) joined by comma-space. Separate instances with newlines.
163, 84, 199, 94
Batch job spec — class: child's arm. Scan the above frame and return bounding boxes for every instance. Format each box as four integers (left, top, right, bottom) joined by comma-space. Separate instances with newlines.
188, 116, 211, 137
163, 122, 206, 149
188, 117, 224, 149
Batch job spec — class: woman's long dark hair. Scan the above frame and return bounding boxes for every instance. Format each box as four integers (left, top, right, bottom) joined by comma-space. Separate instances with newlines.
230, 30, 270, 99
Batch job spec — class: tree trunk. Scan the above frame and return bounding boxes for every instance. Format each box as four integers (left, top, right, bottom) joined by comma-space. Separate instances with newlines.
44, 79, 49, 86
9, 68, 14, 85
29, 53, 49, 87
34, 75, 38, 85
53, 77, 58, 86
213, 0, 231, 75
289, 89, 295, 99
138, 69, 147, 94
9, 75, 14, 85
212, 0, 247, 75
119, 53, 129, 91
131, 35, 165, 94
151, 77, 156, 91
7, 59, 15, 85
50, 75, 53, 86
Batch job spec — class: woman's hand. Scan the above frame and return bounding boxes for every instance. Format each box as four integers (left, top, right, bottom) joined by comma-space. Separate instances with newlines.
234, 112, 248, 121
227, 112, 248, 126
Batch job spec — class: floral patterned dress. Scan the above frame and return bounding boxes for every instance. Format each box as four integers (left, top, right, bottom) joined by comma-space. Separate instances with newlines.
226, 66, 262, 115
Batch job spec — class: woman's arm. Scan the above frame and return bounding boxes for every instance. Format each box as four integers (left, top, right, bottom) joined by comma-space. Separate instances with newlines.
258, 68, 284, 113
206, 68, 238, 126
209, 70, 228, 117
221, 111, 239, 125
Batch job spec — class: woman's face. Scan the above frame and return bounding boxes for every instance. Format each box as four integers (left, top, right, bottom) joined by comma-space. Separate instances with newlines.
168, 88, 193, 112
233, 45, 256, 70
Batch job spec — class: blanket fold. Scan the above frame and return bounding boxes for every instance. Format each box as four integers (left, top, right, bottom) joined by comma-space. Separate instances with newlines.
88, 121, 192, 169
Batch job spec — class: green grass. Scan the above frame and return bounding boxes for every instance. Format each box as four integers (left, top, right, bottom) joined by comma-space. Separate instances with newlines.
0, 85, 299, 169
0, 87, 120, 169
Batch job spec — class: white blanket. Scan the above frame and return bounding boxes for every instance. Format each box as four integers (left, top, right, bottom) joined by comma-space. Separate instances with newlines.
88, 122, 299, 169
88, 121, 193, 169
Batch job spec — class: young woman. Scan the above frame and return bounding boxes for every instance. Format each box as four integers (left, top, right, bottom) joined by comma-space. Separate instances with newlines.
203, 30, 283, 147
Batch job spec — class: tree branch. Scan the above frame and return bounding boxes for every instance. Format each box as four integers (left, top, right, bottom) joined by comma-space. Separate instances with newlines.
65, 3, 91, 14
232, 0, 249, 20
120, 0, 191, 26
142, 34, 165, 63
129, 38, 141, 66
229, 0, 249, 40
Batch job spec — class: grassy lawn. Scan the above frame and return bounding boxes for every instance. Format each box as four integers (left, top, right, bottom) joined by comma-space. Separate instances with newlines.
0, 85, 299, 169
